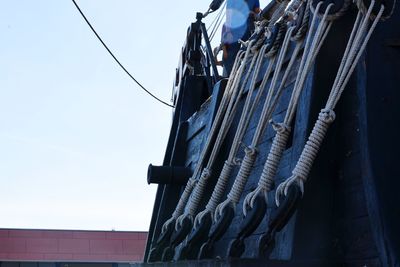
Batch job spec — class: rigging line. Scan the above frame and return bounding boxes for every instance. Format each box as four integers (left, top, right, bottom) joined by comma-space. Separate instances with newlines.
210, 12, 226, 42
209, 3, 226, 41
71, 0, 174, 108
207, 1, 226, 32
206, 10, 221, 32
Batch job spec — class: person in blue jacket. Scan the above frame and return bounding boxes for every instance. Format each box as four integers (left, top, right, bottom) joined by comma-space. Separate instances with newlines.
221, 0, 261, 75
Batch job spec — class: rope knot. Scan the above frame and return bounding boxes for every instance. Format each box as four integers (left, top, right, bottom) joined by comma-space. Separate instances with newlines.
238, 39, 249, 47
264, 27, 272, 39
231, 158, 242, 166
201, 168, 212, 179
225, 160, 235, 168
244, 146, 258, 157
255, 20, 268, 34
320, 108, 336, 123
270, 120, 291, 134
285, 11, 297, 21
188, 178, 197, 187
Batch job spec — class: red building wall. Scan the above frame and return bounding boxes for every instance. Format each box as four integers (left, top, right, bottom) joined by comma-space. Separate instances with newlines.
0, 229, 147, 263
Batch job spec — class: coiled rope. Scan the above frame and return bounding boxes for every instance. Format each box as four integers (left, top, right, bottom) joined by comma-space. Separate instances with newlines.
213, 21, 293, 220
174, 41, 261, 229
159, 48, 248, 234
276, 0, 385, 205
194, 44, 275, 226
252, 0, 290, 53
243, 0, 335, 214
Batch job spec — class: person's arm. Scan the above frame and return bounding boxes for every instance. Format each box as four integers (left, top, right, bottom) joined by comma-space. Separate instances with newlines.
222, 44, 228, 60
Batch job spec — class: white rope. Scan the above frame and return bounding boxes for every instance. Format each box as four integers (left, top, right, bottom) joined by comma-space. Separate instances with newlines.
291, 1, 311, 42
183, 43, 259, 218
173, 41, 262, 229
309, 0, 351, 21
252, 0, 289, 53
270, 0, 291, 25
193, 45, 278, 227
159, 49, 247, 234
283, 0, 305, 21
214, 23, 296, 220
209, 2, 227, 42
242, 2, 335, 214
275, 0, 385, 206
172, 49, 246, 218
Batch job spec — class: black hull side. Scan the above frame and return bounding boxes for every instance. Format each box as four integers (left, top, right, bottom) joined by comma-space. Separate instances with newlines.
144, 5, 400, 266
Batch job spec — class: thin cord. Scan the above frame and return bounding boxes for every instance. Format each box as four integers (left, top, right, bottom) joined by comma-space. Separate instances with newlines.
71, 0, 174, 108
208, 2, 226, 42
210, 12, 226, 42
207, 5, 224, 31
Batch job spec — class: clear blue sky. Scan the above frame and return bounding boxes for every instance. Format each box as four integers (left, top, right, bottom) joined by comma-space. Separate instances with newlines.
0, 0, 269, 231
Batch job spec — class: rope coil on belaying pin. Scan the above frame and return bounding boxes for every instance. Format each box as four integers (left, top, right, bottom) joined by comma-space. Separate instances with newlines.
241, 0, 341, 218
192, 160, 233, 227
214, 146, 258, 221
198, 23, 300, 261
186, 46, 280, 256
191, 45, 268, 221
270, 2, 336, 205
230, 147, 258, 197
167, 43, 273, 261
158, 44, 263, 260
149, 29, 257, 262
276, 0, 386, 206
243, 122, 291, 214
156, 48, 247, 237
185, 42, 259, 212
214, 146, 258, 219
242, 127, 291, 213
207, 161, 235, 210
152, 47, 256, 262
241, 26, 299, 216
174, 168, 212, 230
192, 46, 274, 232
195, 2, 319, 260
276, 108, 335, 198
250, 5, 343, 251
189, 49, 269, 236
212, 21, 295, 222
184, 168, 212, 219
172, 41, 257, 228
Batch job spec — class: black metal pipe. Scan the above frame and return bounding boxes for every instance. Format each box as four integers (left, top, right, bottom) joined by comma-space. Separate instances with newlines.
147, 165, 192, 185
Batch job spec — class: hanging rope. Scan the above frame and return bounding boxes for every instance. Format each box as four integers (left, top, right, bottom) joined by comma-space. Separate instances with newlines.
175, 41, 260, 229
251, 0, 290, 53
159, 49, 248, 234
242, 0, 336, 214
276, 0, 385, 205
193, 44, 274, 227
209, 3, 227, 42
270, 0, 291, 25
71, 0, 175, 108
213, 21, 292, 220
207, 1, 226, 32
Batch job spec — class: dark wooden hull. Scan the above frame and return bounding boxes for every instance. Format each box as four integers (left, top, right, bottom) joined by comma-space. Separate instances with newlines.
144, 5, 400, 266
